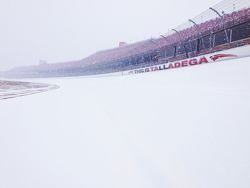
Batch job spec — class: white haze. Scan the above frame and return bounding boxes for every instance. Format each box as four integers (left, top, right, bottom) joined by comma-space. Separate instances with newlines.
0, 0, 220, 71
0, 57, 250, 188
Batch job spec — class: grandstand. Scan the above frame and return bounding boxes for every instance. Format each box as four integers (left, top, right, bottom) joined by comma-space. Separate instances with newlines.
3, 0, 250, 78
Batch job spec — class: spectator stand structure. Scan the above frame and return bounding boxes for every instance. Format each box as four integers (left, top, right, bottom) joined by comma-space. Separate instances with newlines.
3, 0, 250, 78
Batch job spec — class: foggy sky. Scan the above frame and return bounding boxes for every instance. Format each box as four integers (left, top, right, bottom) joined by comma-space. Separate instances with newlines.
0, 0, 220, 70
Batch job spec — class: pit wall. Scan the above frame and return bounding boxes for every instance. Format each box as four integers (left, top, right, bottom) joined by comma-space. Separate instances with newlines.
81, 44, 250, 78
123, 44, 250, 75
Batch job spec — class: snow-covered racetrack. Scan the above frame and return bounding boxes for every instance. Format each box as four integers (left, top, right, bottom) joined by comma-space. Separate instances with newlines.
0, 57, 250, 188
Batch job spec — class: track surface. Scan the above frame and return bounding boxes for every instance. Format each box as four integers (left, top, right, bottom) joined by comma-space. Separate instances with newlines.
0, 57, 250, 188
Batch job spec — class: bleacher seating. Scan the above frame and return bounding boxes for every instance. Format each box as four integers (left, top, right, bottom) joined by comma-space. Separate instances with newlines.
5, 7, 250, 78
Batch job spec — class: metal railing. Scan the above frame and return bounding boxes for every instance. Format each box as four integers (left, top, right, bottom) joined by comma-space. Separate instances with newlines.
163, 0, 250, 37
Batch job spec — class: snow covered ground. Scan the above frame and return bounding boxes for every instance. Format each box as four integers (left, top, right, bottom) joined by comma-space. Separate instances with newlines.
0, 57, 250, 188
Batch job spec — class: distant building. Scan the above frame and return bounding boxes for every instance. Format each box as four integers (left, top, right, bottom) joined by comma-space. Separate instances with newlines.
119, 42, 127, 47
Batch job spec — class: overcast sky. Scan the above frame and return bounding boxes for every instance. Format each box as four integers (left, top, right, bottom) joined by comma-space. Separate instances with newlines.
0, 0, 220, 70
